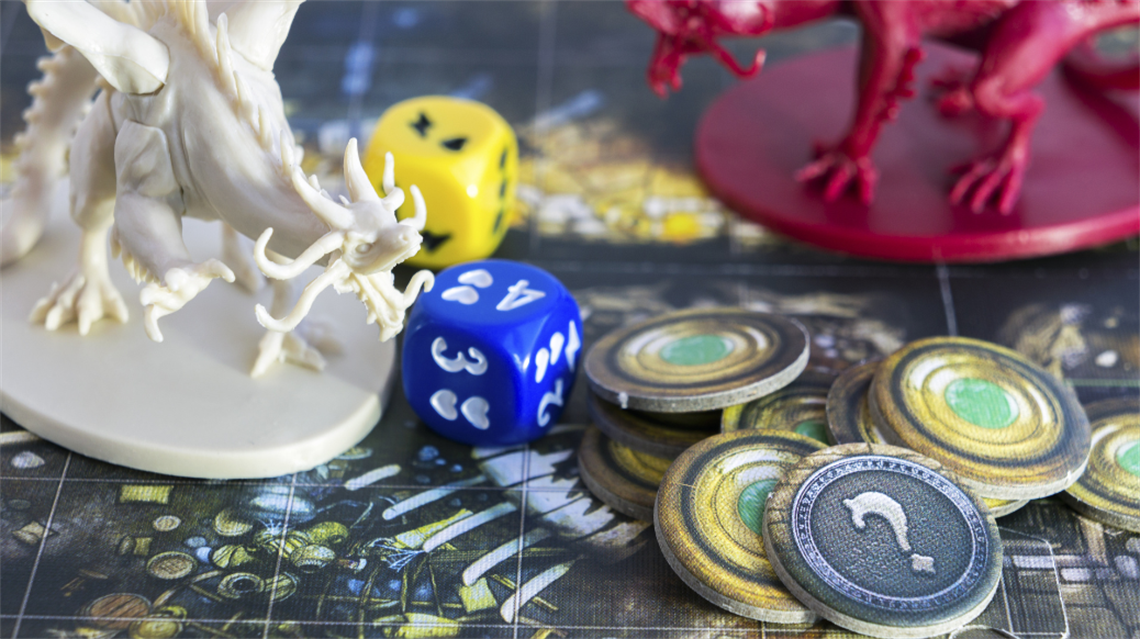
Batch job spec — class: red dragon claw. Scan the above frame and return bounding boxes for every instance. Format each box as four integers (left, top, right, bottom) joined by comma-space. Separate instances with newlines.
950, 155, 1025, 214
796, 147, 879, 205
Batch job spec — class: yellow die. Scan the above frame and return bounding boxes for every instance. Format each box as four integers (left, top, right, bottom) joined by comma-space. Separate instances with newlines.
363, 96, 517, 269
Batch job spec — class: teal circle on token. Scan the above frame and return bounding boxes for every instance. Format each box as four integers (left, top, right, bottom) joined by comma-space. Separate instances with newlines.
764, 443, 1002, 639
944, 378, 1018, 429
738, 479, 777, 534
1119, 441, 1140, 477
661, 334, 733, 366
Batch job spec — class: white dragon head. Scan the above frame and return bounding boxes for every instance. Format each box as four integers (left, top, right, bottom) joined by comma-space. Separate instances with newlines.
254, 139, 435, 342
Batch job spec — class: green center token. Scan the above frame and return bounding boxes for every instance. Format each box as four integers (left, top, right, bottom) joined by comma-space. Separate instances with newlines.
655, 429, 825, 623
661, 334, 732, 366
738, 479, 777, 534
870, 336, 1091, 500
585, 308, 809, 412
944, 379, 1017, 429
1117, 441, 1140, 478
764, 444, 1002, 639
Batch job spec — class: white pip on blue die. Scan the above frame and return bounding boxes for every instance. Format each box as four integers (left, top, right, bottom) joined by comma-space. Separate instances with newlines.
402, 259, 583, 446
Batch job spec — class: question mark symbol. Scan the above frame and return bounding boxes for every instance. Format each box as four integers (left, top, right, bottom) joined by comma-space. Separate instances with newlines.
843, 492, 935, 575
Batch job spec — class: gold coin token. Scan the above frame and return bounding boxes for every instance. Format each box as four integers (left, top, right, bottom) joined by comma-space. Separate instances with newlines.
870, 337, 1091, 500
655, 429, 825, 623
585, 308, 809, 413
588, 391, 715, 458
146, 552, 196, 580
764, 443, 1002, 639
722, 370, 835, 445
828, 361, 1027, 517
1061, 398, 1140, 532
578, 427, 670, 521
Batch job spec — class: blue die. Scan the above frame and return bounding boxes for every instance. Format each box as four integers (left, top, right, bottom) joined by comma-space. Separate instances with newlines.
402, 260, 582, 446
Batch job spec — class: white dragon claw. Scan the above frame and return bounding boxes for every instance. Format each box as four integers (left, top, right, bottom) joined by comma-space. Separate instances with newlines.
251, 328, 328, 378
30, 269, 129, 335
140, 259, 235, 342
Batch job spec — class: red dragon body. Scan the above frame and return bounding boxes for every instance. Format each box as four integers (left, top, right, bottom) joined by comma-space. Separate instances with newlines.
628, 0, 1139, 214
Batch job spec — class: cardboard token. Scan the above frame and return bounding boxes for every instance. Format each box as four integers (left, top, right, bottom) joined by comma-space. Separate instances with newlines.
763, 443, 1002, 639
588, 391, 715, 458
578, 427, 669, 521
1061, 398, 1140, 532
655, 429, 825, 623
827, 361, 889, 446
828, 362, 1026, 517
871, 337, 1091, 500
585, 308, 809, 413
722, 370, 835, 444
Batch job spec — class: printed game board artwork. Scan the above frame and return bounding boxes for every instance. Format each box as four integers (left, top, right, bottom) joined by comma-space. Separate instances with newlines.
2, 2, 1138, 638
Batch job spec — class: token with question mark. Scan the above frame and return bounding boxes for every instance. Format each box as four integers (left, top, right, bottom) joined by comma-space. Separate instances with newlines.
763, 443, 1002, 639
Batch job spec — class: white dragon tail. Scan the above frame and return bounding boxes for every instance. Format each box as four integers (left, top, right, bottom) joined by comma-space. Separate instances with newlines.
0, 46, 100, 266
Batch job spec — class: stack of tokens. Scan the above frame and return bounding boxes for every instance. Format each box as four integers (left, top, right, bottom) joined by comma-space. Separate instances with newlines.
576, 317, 1116, 638
578, 308, 810, 520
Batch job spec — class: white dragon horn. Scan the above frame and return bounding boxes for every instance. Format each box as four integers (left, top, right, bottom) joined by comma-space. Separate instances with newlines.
401, 185, 427, 232
381, 186, 405, 213
253, 227, 345, 280
343, 138, 381, 204
255, 259, 350, 332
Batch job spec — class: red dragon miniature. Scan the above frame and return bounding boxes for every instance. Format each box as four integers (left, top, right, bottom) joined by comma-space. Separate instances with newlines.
627, 0, 1139, 214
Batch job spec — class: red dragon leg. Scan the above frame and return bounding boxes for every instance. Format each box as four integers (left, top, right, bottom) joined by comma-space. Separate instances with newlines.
951, 0, 1140, 214
796, 1, 923, 205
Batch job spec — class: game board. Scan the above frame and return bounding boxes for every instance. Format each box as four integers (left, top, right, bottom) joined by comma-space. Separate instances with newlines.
2, 2, 1138, 637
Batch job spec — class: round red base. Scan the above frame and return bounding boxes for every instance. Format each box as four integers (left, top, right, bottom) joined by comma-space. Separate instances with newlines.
696, 43, 1139, 262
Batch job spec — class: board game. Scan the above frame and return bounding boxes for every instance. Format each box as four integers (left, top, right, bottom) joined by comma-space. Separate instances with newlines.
2, 2, 1138, 637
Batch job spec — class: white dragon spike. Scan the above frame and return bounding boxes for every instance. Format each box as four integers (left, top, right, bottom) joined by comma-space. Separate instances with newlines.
255, 259, 351, 332
403, 185, 427, 232
253, 227, 345, 280
258, 106, 272, 147
343, 138, 380, 204
308, 174, 320, 190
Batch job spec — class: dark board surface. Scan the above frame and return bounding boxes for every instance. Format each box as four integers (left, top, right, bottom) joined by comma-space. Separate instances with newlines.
1, 2, 1137, 637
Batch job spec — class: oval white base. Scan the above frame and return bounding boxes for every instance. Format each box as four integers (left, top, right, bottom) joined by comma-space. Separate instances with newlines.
1, 209, 396, 479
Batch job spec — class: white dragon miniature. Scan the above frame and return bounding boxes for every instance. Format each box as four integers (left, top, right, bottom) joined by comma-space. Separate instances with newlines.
0, 0, 433, 377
